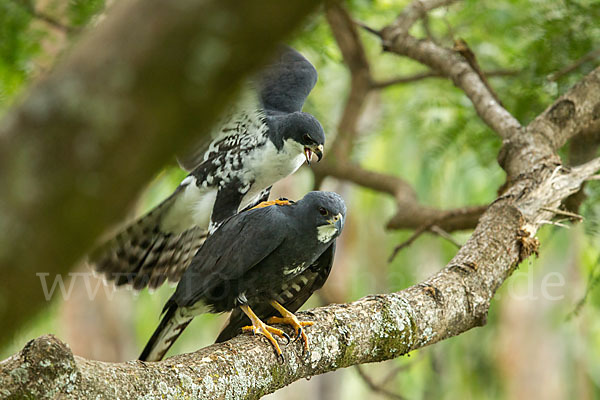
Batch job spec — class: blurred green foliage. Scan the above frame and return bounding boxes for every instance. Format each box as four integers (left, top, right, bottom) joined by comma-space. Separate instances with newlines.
2, 0, 600, 398
0, 0, 37, 107
67, 0, 104, 28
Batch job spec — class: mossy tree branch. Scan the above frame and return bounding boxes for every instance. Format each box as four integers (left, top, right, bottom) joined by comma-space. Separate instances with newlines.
2, 155, 600, 398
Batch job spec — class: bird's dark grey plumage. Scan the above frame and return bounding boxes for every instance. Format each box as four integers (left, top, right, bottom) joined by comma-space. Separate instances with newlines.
138, 191, 346, 362
216, 242, 335, 343
90, 46, 326, 290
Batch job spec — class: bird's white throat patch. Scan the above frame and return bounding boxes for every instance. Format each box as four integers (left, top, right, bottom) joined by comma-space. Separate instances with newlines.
317, 223, 338, 243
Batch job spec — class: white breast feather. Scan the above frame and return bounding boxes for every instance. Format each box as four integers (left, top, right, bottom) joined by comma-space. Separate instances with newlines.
317, 224, 338, 243
237, 138, 305, 209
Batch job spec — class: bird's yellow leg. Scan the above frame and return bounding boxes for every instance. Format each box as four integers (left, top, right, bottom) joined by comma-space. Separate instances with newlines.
267, 300, 314, 354
240, 304, 289, 361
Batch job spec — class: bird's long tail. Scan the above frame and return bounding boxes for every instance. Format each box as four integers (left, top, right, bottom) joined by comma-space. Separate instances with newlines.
89, 187, 207, 290
139, 303, 194, 362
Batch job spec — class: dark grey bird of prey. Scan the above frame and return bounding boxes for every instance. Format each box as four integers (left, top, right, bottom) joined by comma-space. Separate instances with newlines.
138, 191, 346, 362
90, 46, 325, 290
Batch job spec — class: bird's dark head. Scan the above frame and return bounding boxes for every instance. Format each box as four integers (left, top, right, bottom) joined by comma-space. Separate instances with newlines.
298, 191, 346, 243
279, 112, 325, 165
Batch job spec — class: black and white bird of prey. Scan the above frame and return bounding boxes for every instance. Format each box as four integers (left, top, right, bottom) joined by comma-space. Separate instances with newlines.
138, 191, 346, 362
90, 46, 325, 290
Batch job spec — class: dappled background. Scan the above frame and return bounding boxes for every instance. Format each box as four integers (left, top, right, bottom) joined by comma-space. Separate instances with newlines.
2, 0, 600, 398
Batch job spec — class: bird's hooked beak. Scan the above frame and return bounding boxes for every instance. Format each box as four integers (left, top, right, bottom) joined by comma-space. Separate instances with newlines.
329, 213, 343, 233
304, 144, 324, 165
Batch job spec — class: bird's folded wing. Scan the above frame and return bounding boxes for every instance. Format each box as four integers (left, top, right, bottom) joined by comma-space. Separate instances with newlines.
215, 241, 336, 342
173, 205, 288, 307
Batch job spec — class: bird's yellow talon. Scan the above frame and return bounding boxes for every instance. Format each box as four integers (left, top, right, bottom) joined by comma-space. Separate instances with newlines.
240, 305, 287, 359
268, 301, 314, 354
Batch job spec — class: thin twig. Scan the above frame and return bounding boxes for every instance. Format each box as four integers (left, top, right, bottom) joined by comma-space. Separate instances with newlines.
389, 223, 462, 262
421, 14, 437, 44
442, 15, 456, 43
372, 69, 518, 89
539, 220, 570, 229
353, 19, 382, 37
453, 38, 503, 106
539, 207, 583, 221
567, 253, 600, 320
373, 71, 442, 88
430, 225, 462, 248
355, 365, 407, 400
548, 48, 600, 81
389, 224, 432, 262
388, 204, 487, 261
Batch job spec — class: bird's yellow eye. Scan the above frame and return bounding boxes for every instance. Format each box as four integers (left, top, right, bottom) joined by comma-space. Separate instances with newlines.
318, 207, 328, 216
